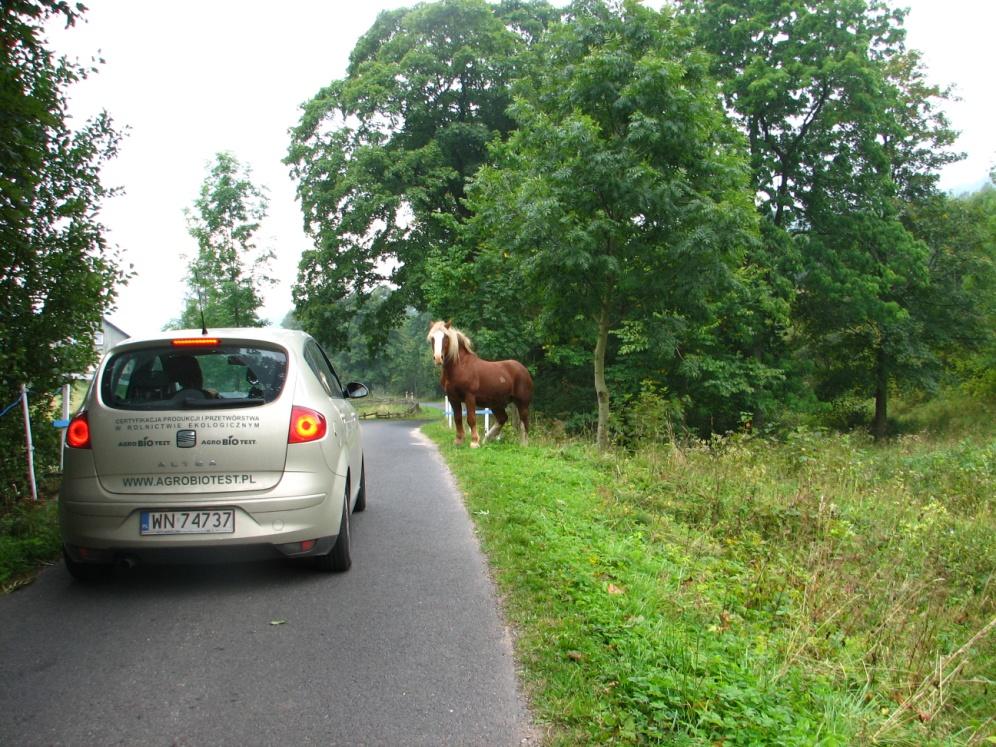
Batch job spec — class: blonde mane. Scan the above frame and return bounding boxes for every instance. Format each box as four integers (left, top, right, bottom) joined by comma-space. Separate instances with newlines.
427, 320, 474, 362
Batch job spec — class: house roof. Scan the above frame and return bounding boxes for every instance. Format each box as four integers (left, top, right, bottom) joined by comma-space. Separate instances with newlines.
101, 317, 129, 339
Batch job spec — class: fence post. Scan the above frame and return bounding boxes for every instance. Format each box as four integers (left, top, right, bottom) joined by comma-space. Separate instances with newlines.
60, 383, 71, 471
21, 384, 38, 502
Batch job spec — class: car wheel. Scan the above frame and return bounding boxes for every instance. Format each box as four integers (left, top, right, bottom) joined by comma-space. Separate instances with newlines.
317, 487, 351, 573
63, 548, 107, 583
353, 459, 366, 513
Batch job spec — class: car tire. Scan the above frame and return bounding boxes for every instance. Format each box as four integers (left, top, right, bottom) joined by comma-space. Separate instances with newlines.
63, 548, 106, 583
317, 487, 351, 573
353, 460, 366, 513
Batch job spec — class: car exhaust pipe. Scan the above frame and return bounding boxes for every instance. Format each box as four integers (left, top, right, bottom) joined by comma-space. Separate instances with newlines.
115, 555, 138, 571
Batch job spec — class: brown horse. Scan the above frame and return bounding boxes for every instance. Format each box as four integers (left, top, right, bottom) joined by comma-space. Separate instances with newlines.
427, 321, 533, 448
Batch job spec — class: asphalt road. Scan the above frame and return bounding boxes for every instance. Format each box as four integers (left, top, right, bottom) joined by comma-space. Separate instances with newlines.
0, 420, 533, 746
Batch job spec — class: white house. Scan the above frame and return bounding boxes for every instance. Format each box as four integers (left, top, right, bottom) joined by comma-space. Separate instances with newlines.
96, 317, 129, 357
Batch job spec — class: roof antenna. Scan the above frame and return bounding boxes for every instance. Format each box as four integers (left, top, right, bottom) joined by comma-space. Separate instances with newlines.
192, 265, 209, 335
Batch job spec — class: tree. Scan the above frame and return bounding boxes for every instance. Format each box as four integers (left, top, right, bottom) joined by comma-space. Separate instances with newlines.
685, 0, 961, 438
465, 0, 758, 449
326, 289, 439, 396
902, 183, 996, 398
286, 0, 558, 351
175, 152, 273, 329
1, 1, 126, 496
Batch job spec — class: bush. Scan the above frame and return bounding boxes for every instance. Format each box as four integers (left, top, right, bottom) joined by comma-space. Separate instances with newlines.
0, 392, 64, 503
0, 499, 61, 589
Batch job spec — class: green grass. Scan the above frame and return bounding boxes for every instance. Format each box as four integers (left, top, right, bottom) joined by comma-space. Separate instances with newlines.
0, 498, 61, 592
424, 418, 995, 745
891, 387, 996, 439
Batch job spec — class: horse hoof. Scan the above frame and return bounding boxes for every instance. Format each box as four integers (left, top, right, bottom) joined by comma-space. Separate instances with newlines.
470, 441, 480, 449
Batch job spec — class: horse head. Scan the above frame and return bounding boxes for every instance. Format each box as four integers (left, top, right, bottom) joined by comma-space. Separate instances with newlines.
427, 320, 472, 365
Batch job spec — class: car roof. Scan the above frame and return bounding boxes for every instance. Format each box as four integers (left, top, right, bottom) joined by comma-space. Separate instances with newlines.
107, 327, 313, 354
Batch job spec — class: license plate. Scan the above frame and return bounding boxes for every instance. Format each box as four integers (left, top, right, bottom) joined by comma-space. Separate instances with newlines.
140, 509, 235, 535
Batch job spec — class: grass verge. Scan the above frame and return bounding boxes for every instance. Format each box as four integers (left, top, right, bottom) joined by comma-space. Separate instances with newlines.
423, 420, 994, 745
0, 498, 61, 593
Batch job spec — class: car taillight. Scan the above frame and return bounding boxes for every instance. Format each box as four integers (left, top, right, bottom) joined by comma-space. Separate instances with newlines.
66, 412, 91, 449
289, 406, 327, 444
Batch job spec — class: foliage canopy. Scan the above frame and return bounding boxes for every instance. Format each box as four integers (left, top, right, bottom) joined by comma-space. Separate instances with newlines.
462, 0, 758, 448
175, 152, 273, 330
1, 0, 126, 498
286, 0, 558, 352
290, 0, 987, 444
684, 0, 965, 438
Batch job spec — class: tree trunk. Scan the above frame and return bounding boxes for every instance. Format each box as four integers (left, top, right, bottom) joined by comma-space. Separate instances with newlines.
873, 345, 888, 441
594, 303, 611, 452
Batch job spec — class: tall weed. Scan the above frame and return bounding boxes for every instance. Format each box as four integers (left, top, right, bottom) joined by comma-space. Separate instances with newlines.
623, 426, 994, 742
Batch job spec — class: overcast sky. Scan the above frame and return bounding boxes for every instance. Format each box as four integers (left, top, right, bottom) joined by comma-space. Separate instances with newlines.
47, 0, 995, 340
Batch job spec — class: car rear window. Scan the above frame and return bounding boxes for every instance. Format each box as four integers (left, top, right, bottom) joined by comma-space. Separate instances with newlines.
100, 343, 288, 410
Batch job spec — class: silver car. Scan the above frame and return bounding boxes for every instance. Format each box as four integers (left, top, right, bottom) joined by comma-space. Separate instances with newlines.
60, 327, 368, 579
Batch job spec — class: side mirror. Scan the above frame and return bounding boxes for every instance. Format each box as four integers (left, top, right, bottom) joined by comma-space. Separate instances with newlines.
345, 382, 369, 399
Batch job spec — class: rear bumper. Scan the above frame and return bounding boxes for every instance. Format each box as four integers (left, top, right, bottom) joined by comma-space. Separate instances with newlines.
59, 471, 346, 559
63, 535, 337, 565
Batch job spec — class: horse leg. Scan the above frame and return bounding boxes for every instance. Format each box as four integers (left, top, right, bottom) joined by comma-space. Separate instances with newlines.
484, 406, 508, 443
516, 401, 530, 446
449, 395, 465, 445
465, 394, 480, 448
